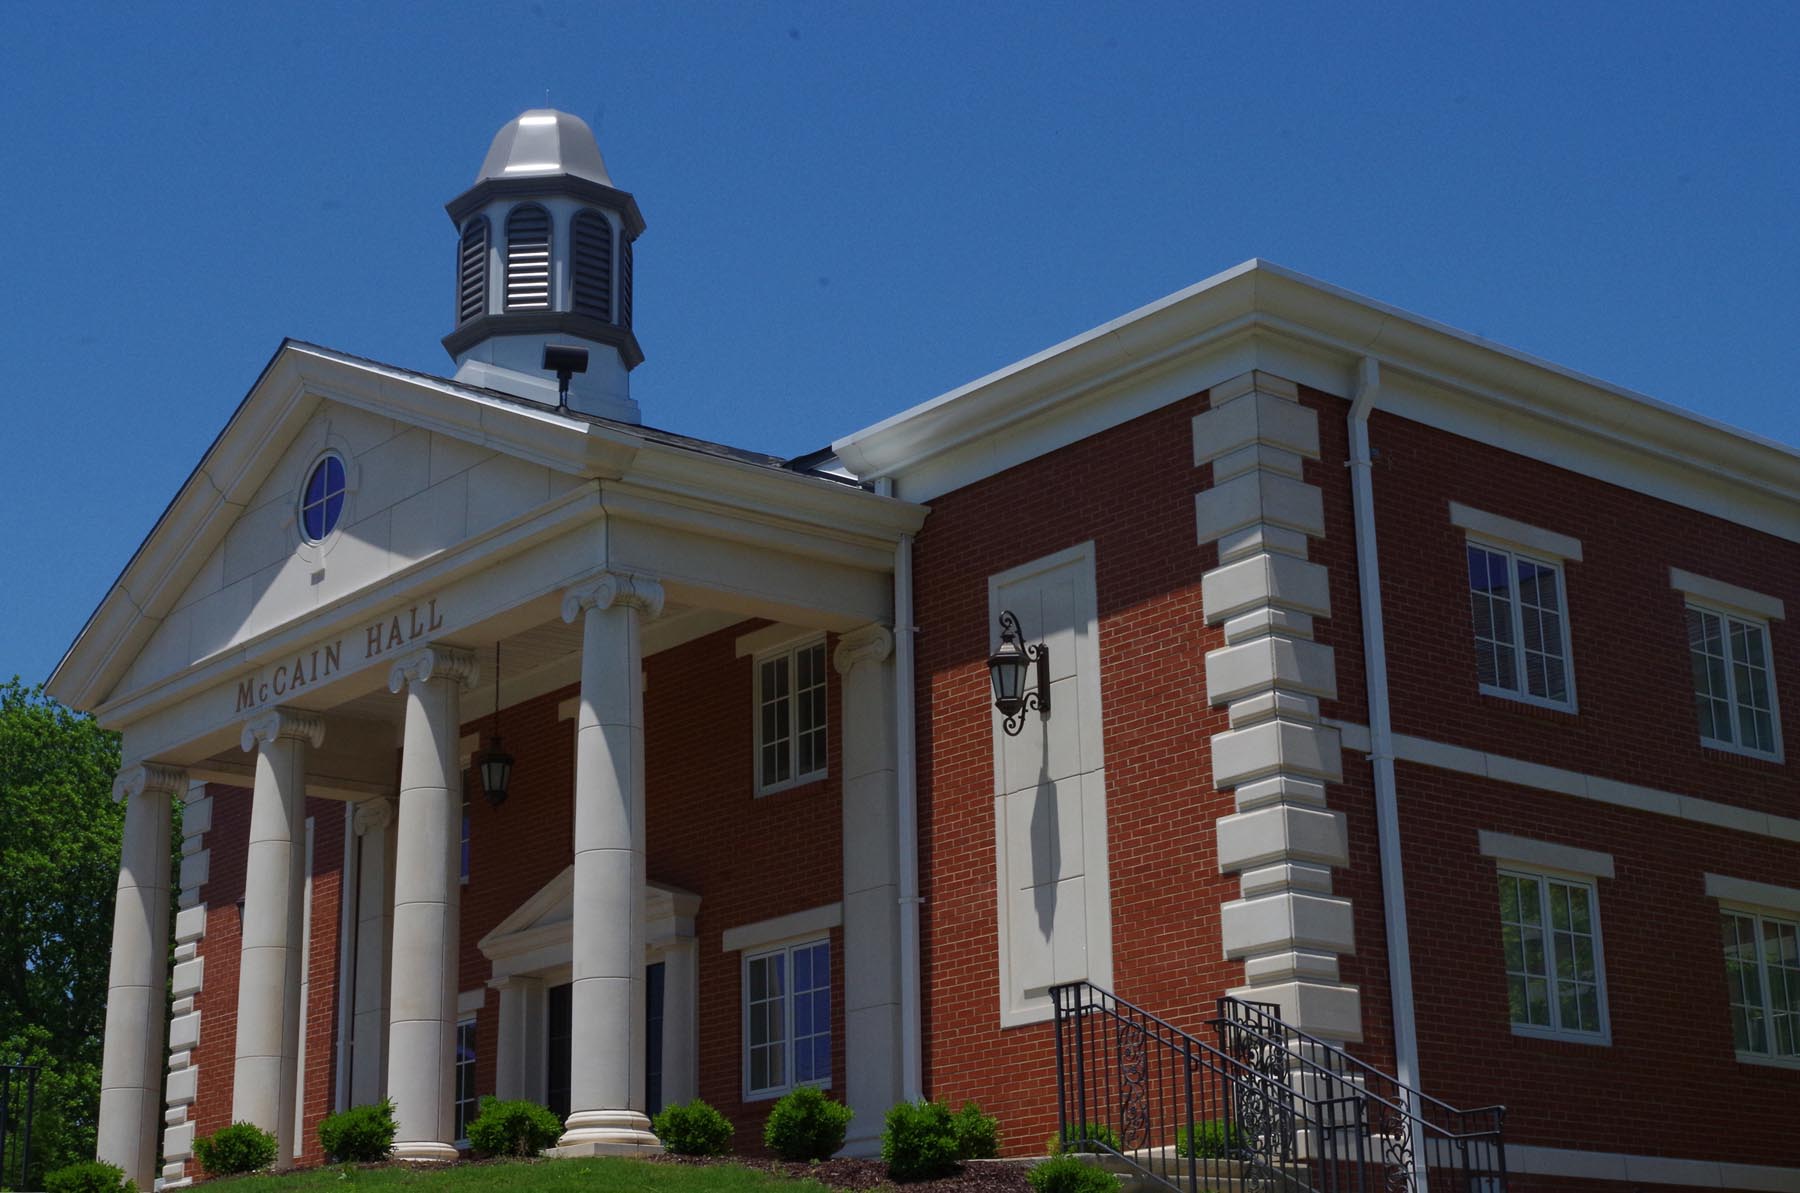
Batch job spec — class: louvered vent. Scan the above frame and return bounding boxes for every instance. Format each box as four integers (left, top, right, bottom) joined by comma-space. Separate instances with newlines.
504, 205, 552, 310
456, 217, 489, 324
619, 236, 634, 329
571, 210, 613, 322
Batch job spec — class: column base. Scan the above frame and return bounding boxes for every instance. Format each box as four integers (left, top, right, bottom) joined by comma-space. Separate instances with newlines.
555, 1109, 662, 1156
392, 1141, 460, 1163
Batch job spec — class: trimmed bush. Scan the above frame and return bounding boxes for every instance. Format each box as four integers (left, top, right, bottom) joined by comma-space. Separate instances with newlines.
44, 1161, 132, 1193
653, 1098, 734, 1157
763, 1085, 853, 1162
881, 1100, 959, 1181
317, 1097, 397, 1163
1028, 1155, 1119, 1193
465, 1096, 564, 1158
1046, 1122, 1122, 1155
192, 1121, 279, 1176
951, 1100, 1000, 1160
1174, 1118, 1245, 1159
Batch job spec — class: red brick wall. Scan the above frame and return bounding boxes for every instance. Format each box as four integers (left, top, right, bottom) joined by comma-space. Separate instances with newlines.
188, 785, 344, 1170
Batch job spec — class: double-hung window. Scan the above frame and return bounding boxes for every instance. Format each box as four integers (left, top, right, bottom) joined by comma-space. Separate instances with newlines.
453, 1017, 478, 1143
744, 937, 831, 1098
1497, 869, 1607, 1040
1721, 908, 1800, 1061
756, 638, 828, 794
1467, 542, 1574, 709
1687, 605, 1779, 758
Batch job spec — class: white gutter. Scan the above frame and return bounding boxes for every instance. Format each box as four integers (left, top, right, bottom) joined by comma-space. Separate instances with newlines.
1348, 358, 1425, 1118
877, 477, 925, 1100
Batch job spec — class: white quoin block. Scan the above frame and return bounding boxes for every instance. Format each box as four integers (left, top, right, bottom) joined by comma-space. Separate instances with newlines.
177, 849, 209, 892
168, 1011, 201, 1052
1216, 804, 1349, 873
171, 957, 204, 999
163, 1121, 195, 1162
1194, 387, 1320, 465
1209, 369, 1299, 406
166, 1065, 198, 1106
174, 904, 207, 944
1243, 948, 1342, 985
1203, 553, 1331, 623
1221, 889, 1356, 958
1210, 718, 1343, 789
182, 796, 213, 837
1206, 636, 1338, 706
1228, 979, 1364, 1044
1194, 472, 1326, 547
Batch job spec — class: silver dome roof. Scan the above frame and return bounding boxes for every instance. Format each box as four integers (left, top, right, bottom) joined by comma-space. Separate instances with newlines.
475, 109, 613, 186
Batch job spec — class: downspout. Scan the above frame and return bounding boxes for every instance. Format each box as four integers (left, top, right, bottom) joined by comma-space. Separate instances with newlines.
876, 476, 925, 1101
1348, 358, 1424, 1105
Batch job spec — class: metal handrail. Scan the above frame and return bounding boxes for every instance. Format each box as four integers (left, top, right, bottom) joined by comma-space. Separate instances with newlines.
0, 1064, 40, 1192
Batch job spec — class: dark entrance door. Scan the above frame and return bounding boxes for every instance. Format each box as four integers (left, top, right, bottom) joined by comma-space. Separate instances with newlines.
546, 964, 667, 1122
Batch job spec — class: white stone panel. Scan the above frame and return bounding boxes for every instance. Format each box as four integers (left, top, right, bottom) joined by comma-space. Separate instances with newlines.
168, 1011, 201, 1052
171, 957, 204, 999
390, 472, 470, 565
166, 1065, 198, 1106
465, 454, 551, 536
1211, 719, 1342, 788
1203, 553, 1331, 623
1217, 805, 1348, 872
1194, 472, 1325, 545
177, 849, 209, 891
1193, 390, 1321, 464
1221, 890, 1356, 957
182, 796, 213, 838
1206, 636, 1337, 706
163, 1121, 195, 1162
352, 427, 432, 516
1228, 979, 1363, 1043
428, 430, 493, 484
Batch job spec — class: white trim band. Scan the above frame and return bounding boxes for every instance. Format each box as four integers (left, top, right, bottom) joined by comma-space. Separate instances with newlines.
1705, 873, 1800, 916
734, 623, 822, 659
1670, 568, 1785, 622
1329, 720, 1800, 844
456, 988, 488, 1015
1448, 502, 1583, 561
1506, 1143, 1800, 1190
1478, 831, 1615, 879
722, 902, 842, 954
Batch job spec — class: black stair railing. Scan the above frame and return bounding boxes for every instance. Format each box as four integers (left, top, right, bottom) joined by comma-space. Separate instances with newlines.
1213, 996, 1507, 1193
1053, 982, 1372, 1193
0, 1064, 40, 1192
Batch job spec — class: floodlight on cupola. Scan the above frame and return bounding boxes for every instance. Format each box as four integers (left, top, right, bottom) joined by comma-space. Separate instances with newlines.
441, 108, 646, 423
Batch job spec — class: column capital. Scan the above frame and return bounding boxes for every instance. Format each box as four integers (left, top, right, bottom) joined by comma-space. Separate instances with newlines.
112, 762, 188, 804
239, 707, 327, 754
833, 624, 894, 675
352, 797, 396, 837
561, 571, 665, 624
386, 644, 480, 695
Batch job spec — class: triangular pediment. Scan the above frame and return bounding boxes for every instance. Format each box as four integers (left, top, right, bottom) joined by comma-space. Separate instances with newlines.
478, 866, 698, 973
49, 342, 640, 713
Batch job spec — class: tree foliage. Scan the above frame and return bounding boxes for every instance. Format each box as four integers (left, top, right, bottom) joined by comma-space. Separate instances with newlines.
0, 678, 128, 1184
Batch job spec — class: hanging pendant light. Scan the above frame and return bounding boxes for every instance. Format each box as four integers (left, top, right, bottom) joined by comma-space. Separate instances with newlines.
477, 641, 514, 807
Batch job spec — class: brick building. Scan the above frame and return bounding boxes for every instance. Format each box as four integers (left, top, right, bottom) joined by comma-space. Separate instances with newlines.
49, 110, 1799, 1193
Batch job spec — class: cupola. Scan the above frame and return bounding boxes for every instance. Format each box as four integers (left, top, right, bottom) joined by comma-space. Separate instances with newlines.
442, 109, 646, 421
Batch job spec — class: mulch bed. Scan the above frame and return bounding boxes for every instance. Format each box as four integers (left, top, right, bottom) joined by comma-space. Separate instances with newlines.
651, 1154, 1035, 1193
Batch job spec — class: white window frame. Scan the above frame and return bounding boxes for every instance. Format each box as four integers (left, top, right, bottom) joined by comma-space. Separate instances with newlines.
1685, 603, 1783, 762
741, 935, 832, 1101
1465, 538, 1578, 712
1495, 867, 1610, 1044
1713, 896, 1800, 1069
453, 1015, 478, 1145
753, 636, 829, 796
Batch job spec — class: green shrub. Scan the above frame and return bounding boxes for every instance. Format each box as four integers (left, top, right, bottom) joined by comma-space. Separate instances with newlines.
465, 1096, 564, 1158
763, 1085, 853, 1162
1046, 1122, 1122, 1155
881, 1100, 960, 1181
43, 1161, 132, 1193
950, 1100, 1000, 1160
1174, 1118, 1245, 1159
317, 1097, 397, 1162
653, 1098, 734, 1156
1028, 1154, 1120, 1193
192, 1121, 279, 1176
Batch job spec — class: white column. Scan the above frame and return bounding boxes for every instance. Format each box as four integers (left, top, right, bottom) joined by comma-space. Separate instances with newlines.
834, 626, 905, 1155
97, 763, 183, 1191
350, 797, 397, 1107
232, 709, 324, 1167
385, 645, 478, 1161
659, 936, 699, 1108
490, 975, 546, 1102
556, 572, 663, 1153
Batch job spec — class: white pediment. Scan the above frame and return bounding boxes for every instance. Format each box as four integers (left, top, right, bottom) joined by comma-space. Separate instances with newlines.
478, 865, 699, 981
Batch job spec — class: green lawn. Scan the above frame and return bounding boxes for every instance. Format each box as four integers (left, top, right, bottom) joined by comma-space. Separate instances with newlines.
199, 1157, 832, 1193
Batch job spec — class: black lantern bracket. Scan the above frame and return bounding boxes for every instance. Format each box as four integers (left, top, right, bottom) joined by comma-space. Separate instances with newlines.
989, 609, 1051, 737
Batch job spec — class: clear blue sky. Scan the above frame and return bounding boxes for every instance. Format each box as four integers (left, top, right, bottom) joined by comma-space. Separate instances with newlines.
4, 3, 1796, 691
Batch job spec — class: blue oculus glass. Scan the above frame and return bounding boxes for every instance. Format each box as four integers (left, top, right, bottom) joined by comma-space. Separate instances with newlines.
301, 455, 346, 542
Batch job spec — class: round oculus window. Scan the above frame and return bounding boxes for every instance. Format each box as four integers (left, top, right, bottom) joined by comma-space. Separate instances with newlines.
300, 454, 347, 542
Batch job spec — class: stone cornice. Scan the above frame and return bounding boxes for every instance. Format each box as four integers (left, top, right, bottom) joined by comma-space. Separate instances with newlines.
387, 645, 480, 694
113, 762, 189, 804
239, 707, 327, 753
833, 624, 894, 675
561, 571, 666, 623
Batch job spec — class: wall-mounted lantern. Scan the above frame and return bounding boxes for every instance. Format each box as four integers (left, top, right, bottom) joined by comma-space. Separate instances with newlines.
988, 610, 1050, 737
